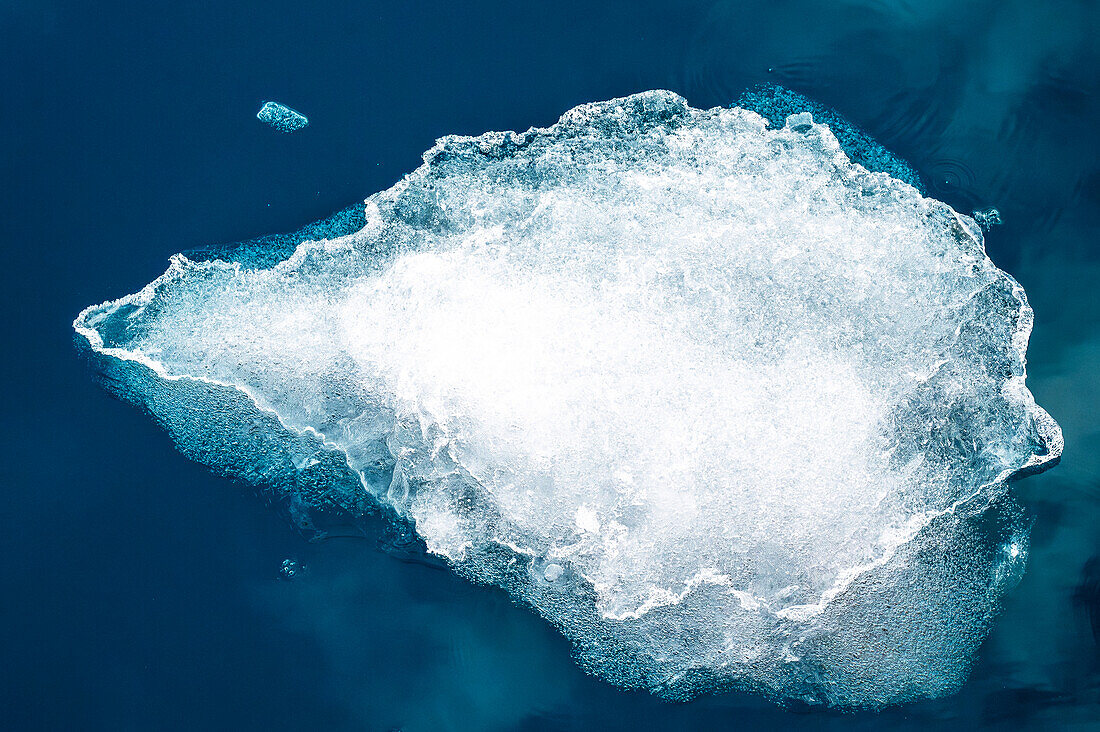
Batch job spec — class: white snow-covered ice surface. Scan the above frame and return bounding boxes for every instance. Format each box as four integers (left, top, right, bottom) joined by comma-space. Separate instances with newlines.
75, 91, 1061, 708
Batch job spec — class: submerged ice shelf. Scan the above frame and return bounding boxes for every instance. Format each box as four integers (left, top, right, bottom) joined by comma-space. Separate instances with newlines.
75, 91, 1061, 708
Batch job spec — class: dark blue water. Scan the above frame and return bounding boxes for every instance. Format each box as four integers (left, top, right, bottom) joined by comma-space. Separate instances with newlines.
2, 2, 1097, 729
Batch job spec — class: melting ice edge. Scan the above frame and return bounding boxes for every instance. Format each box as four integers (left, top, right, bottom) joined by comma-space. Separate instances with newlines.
75, 90, 1062, 709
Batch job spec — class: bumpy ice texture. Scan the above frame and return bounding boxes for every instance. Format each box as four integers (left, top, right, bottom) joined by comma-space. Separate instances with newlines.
737, 84, 925, 192
75, 91, 1061, 708
256, 101, 309, 133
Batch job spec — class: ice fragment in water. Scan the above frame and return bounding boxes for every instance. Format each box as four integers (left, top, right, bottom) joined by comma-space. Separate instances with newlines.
256, 101, 309, 133
972, 207, 1003, 230
74, 91, 1061, 708
280, 558, 304, 579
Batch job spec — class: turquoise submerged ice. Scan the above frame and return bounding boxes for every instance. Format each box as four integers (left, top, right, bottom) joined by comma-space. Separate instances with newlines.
256, 101, 308, 132
75, 91, 1061, 708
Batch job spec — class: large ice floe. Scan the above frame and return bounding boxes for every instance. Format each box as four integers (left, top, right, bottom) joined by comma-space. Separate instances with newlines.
75, 91, 1061, 708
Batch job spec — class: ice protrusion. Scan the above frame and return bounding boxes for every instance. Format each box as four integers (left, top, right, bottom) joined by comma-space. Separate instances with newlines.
785, 111, 814, 132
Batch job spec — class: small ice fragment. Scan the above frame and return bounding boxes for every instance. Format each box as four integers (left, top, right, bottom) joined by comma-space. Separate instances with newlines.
972, 207, 1003, 231
543, 563, 564, 582
280, 558, 304, 579
257, 101, 309, 133
785, 111, 814, 132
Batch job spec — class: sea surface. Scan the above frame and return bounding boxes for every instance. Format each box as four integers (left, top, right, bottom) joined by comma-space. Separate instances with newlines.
2, 1, 1098, 730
